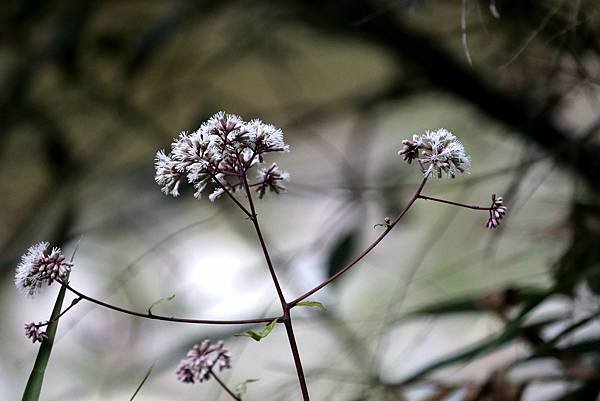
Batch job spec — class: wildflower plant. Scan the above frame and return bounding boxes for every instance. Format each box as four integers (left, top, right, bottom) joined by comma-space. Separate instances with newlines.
16, 113, 508, 401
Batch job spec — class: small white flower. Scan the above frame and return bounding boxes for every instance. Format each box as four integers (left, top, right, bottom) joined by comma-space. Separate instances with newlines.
246, 119, 290, 154
256, 163, 289, 198
398, 128, 470, 178
154, 150, 183, 197
208, 188, 225, 202
15, 242, 73, 296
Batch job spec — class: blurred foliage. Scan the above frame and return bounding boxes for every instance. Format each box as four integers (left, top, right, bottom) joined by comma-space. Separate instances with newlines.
1, 0, 600, 400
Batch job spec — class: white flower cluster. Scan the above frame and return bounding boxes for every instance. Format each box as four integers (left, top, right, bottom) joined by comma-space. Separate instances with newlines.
155, 112, 289, 201
15, 242, 73, 296
176, 339, 232, 384
398, 128, 470, 178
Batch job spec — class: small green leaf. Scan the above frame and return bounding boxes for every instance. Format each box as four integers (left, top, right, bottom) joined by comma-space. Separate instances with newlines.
129, 362, 155, 401
235, 319, 278, 342
234, 379, 259, 398
296, 301, 327, 311
147, 294, 175, 315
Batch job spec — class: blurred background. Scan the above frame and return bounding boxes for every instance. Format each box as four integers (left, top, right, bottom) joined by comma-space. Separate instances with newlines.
1, 0, 599, 400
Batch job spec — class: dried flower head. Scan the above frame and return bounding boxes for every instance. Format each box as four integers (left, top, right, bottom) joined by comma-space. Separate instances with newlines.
155, 112, 290, 201
176, 339, 232, 384
398, 129, 470, 178
24, 322, 48, 343
486, 194, 508, 229
15, 242, 73, 296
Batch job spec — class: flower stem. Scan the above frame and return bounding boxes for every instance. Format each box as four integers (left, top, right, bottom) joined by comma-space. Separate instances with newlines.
417, 194, 491, 210
210, 371, 241, 401
38, 296, 82, 327
283, 315, 310, 401
239, 172, 310, 401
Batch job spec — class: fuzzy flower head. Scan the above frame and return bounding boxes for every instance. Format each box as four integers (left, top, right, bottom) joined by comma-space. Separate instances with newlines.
155, 112, 290, 201
486, 194, 508, 229
398, 129, 470, 178
15, 242, 73, 296
176, 339, 232, 384
24, 322, 48, 343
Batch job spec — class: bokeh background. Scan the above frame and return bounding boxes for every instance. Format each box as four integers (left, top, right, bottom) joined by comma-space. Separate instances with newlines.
1, 1, 599, 400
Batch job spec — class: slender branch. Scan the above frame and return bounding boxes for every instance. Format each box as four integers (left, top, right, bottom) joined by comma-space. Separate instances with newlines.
37, 296, 82, 327
289, 176, 428, 307
239, 168, 311, 400
240, 173, 287, 308
417, 194, 491, 210
57, 280, 279, 325
208, 172, 253, 218
210, 371, 241, 401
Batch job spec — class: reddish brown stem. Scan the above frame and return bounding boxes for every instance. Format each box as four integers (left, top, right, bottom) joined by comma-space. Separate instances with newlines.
37, 296, 82, 327
58, 279, 279, 325
210, 371, 241, 401
239, 169, 310, 401
418, 194, 491, 210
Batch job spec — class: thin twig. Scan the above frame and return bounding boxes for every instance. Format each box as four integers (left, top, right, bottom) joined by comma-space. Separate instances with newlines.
210, 370, 241, 401
38, 296, 82, 327
417, 194, 491, 210
58, 279, 279, 325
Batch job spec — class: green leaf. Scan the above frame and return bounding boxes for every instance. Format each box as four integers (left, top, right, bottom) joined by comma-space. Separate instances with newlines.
234, 379, 259, 398
147, 294, 175, 315
296, 301, 327, 311
129, 362, 155, 401
235, 319, 278, 342
21, 284, 67, 401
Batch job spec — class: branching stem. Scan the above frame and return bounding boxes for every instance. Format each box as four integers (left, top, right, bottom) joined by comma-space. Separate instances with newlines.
289, 176, 429, 307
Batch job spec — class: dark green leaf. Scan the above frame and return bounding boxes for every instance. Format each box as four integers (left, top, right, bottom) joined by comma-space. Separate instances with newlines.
401, 317, 562, 384
235, 319, 278, 342
296, 301, 327, 311
326, 230, 357, 278
395, 287, 550, 322
234, 379, 259, 398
